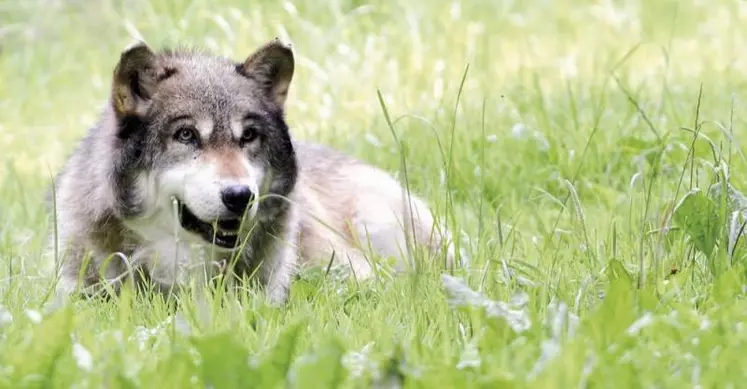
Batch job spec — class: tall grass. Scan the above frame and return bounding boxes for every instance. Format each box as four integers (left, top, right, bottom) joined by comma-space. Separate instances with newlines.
2, 0, 747, 387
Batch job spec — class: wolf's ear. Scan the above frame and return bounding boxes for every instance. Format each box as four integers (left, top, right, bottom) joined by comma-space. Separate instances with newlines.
239, 38, 295, 107
111, 41, 157, 118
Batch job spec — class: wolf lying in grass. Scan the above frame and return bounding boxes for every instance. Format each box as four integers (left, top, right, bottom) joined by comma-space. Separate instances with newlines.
50, 38, 454, 304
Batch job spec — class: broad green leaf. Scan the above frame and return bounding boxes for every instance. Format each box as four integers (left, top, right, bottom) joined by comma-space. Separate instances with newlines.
142, 344, 202, 389
290, 338, 346, 389
582, 274, 636, 348
112, 372, 139, 389
710, 264, 746, 304
192, 332, 254, 389
672, 189, 720, 258
8, 307, 74, 388
605, 258, 635, 288
255, 320, 306, 389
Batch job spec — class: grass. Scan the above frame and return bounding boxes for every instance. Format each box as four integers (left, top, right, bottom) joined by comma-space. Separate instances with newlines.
3, 0, 747, 387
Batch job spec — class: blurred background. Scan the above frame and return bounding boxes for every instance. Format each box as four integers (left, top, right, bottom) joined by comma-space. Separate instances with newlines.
4, 0, 747, 176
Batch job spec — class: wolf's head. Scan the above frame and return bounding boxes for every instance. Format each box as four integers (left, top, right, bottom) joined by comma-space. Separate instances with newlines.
108, 39, 298, 251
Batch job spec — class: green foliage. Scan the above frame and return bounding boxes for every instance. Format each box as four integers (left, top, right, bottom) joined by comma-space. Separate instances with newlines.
3, 0, 747, 387
193, 333, 254, 388
4, 307, 74, 388
673, 189, 720, 258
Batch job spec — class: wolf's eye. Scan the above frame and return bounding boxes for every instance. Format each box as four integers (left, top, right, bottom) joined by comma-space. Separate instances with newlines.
240, 126, 260, 146
174, 128, 198, 146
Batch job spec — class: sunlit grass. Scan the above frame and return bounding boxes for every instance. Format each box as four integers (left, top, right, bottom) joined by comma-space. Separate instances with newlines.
3, 0, 747, 387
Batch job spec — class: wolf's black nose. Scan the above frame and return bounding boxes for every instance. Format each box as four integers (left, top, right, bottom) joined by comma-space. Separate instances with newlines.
221, 185, 255, 215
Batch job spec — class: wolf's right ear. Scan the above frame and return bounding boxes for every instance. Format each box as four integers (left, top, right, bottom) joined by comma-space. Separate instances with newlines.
239, 38, 295, 107
111, 41, 157, 119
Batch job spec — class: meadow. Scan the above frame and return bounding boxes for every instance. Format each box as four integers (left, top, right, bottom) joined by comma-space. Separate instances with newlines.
2, 0, 747, 387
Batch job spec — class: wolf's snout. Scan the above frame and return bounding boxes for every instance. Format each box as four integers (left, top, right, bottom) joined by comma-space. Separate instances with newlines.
221, 185, 255, 215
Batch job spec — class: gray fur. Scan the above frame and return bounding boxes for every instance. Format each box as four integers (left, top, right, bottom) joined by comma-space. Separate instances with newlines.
50, 39, 454, 305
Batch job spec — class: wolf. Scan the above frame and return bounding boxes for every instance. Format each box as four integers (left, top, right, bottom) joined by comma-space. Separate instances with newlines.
49, 38, 454, 305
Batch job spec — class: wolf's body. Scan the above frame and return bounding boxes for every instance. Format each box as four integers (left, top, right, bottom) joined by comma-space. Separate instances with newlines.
51, 39, 453, 304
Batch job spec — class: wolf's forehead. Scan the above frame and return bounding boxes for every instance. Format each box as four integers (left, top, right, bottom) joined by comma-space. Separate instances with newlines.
155, 55, 261, 114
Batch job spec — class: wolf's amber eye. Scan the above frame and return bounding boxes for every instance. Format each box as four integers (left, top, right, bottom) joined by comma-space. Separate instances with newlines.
174, 128, 198, 146
240, 126, 259, 146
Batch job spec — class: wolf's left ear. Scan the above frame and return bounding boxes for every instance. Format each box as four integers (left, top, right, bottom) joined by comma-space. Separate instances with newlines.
240, 38, 295, 107
111, 41, 157, 119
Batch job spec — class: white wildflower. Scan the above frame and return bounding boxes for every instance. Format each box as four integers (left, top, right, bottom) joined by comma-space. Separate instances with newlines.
532, 131, 550, 151
72, 343, 93, 372
364, 133, 382, 148
0, 306, 12, 326
174, 313, 192, 335
529, 299, 580, 379
558, 53, 578, 79
283, 1, 298, 16
342, 342, 378, 379
545, 299, 579, 340
529, 340, 561, 379
433, 78, 444, 100
578, 352, 597, 388
441, 275, 531, 333
450, 1, 461, 20
131, 316, 174, 350
456, 340, 481, 369
24, 309, 42, 324
511, 123, 527, 139
699, 317, 711, 331
509, 292, 530, 308
626, 312, 654, 336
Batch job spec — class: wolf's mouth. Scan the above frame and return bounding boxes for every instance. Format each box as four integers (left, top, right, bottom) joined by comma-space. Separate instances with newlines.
176, 200, 242, 249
